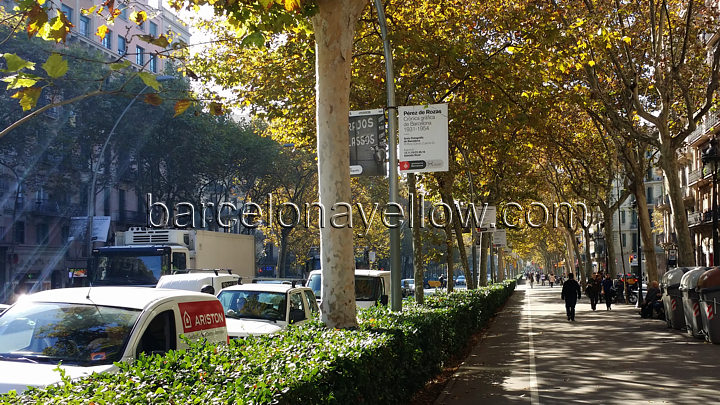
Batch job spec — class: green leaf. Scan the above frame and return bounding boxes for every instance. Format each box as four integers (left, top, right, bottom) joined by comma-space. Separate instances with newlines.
2, 75, 39, 89
42, 53, 68, 78
241, 32, 265, 48
2, 53, 35, 72
110, 60, 131, 70
138, 72, 160, 90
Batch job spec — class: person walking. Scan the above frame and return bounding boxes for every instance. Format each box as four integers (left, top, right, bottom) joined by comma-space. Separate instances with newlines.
586, 273, 601, 311
549, 273, 556, 288
529, 273, 534, 289
601, 273, 614, 310
541, 273, 546, 286
561, 273, 582, 321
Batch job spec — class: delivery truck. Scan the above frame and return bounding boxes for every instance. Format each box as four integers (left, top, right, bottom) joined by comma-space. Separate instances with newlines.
87, 228, 256, 287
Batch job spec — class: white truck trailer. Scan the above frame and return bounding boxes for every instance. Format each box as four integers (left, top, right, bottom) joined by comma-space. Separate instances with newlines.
88, 228, 256, 287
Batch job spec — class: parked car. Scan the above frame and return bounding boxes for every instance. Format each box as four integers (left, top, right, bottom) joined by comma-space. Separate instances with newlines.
306, 269, 392, 308
217, 283, 318, 339
0, 287, 228, 394
401, 279, 415, 297
455, 275, 466, 286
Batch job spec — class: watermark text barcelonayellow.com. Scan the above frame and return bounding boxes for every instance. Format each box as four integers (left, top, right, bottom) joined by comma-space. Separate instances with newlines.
145, 193, 589, 234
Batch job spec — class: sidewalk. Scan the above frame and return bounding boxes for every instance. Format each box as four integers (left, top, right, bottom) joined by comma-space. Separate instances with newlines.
435, 280, 720, 404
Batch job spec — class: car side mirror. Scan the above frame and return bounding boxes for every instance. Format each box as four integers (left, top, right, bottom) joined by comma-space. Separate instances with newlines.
289, 309, 305, 323
379, 294, 389, 306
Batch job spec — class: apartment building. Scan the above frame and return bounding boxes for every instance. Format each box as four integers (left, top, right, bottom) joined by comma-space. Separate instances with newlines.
0, 0, 190, 302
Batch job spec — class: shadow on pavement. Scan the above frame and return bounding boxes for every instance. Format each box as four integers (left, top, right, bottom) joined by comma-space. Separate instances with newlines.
435, 280, 720, 405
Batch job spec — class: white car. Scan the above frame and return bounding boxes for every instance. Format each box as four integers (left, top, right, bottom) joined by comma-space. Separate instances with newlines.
0, 287, 228, 394
0, 304, 9, 315
156, 271, 241, 295
217, 283, 318, 339
306, 269, 392, 308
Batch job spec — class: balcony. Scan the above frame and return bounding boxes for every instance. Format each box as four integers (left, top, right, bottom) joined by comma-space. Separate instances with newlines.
655, 195, 670, 211
688, 166, 712, 187
29, 200, 83, 217
688, 113, 720, 145
688, 208, 720, 227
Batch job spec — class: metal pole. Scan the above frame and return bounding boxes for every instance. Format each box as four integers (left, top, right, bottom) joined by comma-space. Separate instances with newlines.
374, 0, 401, 311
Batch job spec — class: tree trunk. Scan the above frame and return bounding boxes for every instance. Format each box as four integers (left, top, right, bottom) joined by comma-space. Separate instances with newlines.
437, 173, 455, 292
601, 206, 618, 278
312, 0, 367, 328
583, 225, 593, 281
479, 232, 489, 286
498, 248, 505, 282
634, 184, 660, 283
658, 149, 694, 266
409, 173, 424, 304
276, 228, 290, 278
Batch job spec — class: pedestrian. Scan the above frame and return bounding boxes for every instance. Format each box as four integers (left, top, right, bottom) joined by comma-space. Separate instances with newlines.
601, 273, 614, 310
541, 273, 546, 286
439, 274, 446, 289
561, 272, 582, 321
535, 273, 540, 284
586, 273, 601, 311
641, 280, 663, 318
549, 273, 556, 288
529, 273, 534, 288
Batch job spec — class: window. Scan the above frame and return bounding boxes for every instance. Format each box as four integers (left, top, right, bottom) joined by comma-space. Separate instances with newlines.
631, 211, 637, 226
0, 226, 5, 243
622, 233, 626, 247
303, 290, 319, 314
621, 210, 626, 224
136, 46, 144, 65
102, 29, 112, 49
139, 20, 145, 31
289, 292, 306, 323
647, 187, 654, 204
118, 35, 126, 56
149, 22, 157, 37
61, 5, 73, 23
119, 7, 128, 20
14, 221, 25, 244
79, 16, 90, 36
632, 234, 637, 251
36, 223, 49, 245
149, 54, 157, 73
136, 310, 176, 357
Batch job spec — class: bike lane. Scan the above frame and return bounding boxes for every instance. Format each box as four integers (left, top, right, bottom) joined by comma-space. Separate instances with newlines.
435, 280, 720, 404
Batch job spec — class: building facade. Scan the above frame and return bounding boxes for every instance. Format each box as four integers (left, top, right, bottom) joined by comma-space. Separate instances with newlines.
0, 0, 190, 302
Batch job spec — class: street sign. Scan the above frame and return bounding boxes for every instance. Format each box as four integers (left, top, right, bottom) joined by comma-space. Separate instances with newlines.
492, 229, 507, 247
398, 103, 448, 173
458, 204, 496, 233
69, 216, 111, 242
349, 109, 387, 177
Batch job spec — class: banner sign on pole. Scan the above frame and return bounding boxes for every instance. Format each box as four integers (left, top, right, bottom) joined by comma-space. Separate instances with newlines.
70, 216, 111, 242
398, 103, 449, 173
349, 109, 387, 177
492, 229, 507, 247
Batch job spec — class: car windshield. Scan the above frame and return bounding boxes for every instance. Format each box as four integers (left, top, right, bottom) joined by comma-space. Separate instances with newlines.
355, 276, 382, 301
307, 274, 321, 298
93, 255, 164, 285
0, 302, 140, 366
217, 291, 286, 322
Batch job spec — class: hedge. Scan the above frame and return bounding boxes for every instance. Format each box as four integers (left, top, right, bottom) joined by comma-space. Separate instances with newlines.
2, 280, 515, 404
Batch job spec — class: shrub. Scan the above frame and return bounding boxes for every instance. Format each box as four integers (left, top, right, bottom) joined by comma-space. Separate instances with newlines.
2, 280, 515, 404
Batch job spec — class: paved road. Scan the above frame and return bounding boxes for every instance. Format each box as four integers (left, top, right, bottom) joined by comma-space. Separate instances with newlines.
435, 280, 720, 404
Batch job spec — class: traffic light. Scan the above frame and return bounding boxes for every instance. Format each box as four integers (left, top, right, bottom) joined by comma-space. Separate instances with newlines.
629, 254, 636, 264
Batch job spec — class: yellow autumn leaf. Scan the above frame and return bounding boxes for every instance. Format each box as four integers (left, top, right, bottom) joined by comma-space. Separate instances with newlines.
622, 36, 631, 45
588, 60, 596, 67
96, 24, 108, 40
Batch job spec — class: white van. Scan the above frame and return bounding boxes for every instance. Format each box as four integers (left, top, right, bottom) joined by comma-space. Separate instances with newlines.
0, 287, 228, 394
306, 269, 392, 308
156, 271, 241, 295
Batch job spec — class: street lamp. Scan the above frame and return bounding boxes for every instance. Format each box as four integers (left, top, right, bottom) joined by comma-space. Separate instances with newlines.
702, 137, 720, 266
85, 75, 176, 258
